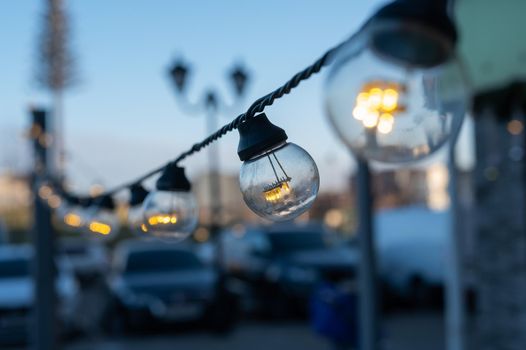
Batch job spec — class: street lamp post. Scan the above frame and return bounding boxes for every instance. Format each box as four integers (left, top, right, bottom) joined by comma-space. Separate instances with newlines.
168, 59, 250, 263
356, 159, 380, 350
30, 108, 57, 350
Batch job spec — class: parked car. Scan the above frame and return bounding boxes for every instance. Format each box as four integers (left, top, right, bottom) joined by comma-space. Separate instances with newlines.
376, 206, 449, 307
58, 238, 109, 283
222, 223, 358, 317
106, 241, 238, 333
0, 245, 79, 345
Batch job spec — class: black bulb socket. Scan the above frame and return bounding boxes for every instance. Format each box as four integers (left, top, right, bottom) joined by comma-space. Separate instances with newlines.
129, 184, 149, 207
94, 195, 116, 211
156, 163, 191, 192
368, 0, 457, 68
237, 113, 288, 161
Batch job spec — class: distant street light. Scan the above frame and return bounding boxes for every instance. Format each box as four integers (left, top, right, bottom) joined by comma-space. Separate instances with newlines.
167, 57, 250, 264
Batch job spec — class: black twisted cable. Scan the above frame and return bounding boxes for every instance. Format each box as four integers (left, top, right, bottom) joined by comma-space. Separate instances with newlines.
65, 39, 347, 201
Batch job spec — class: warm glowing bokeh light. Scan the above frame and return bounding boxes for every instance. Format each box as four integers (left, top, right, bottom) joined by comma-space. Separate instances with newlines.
38, 185, 53, 199
89, 221, 112, 235
147, 214, 179, 226
381, 88, 399, 112
64, 213, 82, 227
368, 88, 383, 108
352, 106, 368, 121
352, 82, 404, 132
89, 184, 105, 197
48, 195, 62, 209
324, 209, 344, 229
194, 227, 210, 242
377, 113, 395, 134
427, 163, 450, 211
363, 110, 380, 128
507, 119, 524, 135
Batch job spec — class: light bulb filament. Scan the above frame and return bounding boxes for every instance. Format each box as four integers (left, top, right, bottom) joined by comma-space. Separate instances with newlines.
147, 214, 178, 226
352, 81, 404, 132
89, 221, 112, 235
263, 177, 292, 203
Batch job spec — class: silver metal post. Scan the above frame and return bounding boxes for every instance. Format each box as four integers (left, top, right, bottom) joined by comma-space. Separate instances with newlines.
356, 159, 380, 350
205, 95, 223, 266
30, 108, 57, 350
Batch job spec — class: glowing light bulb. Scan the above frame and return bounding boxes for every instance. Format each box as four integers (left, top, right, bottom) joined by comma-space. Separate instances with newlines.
324, 18, 468, 163
88, 221, 112, 236
142, 164, 198, 242
356, 92, 369, 104
368, 88, 383, 108
54, 196, 89, 233
377, 113, 395, 134
362, 110, 380, 128
64, 213, 82, 228
237, 114, 319, 221
127, 184, 149, 235
83, 195, 120, 240
381, 88, 399, 112
352, 105, 368, 121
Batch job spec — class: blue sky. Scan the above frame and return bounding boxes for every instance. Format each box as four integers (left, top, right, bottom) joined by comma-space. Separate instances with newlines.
0, 0, 472, 193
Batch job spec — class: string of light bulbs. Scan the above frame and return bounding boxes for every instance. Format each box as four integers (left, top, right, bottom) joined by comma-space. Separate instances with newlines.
38, 0, 470, 243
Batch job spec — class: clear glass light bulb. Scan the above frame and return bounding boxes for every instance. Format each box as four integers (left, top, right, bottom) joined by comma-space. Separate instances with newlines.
127, 205, 148, 235
325, 27, 469, 164
55, 203, 86, 232
142, 190, 198, 242
83, 207, 120, 240
239, 142, 319, 221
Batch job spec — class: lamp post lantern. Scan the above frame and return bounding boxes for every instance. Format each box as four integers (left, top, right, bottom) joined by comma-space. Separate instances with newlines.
168, 58, 250, 264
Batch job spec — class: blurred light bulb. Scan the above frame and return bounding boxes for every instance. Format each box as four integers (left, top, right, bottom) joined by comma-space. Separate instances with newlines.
325, 23, 469, 164
83, 196, 119, 240
142, 165, 198, 242
362, 110, 380, 128
237, 114, 319, 221
127, 184, 150, 235
64, 212, 82, 228
55, 201, 87, 232
128, 206, 147, 233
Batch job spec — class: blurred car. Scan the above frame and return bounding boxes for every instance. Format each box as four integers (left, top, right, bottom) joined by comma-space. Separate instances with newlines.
222, 223, 358, 316
0, 245, 79, 345
106, 241, 236, 333
376, 206, 449, 306
58, 238, 108, 282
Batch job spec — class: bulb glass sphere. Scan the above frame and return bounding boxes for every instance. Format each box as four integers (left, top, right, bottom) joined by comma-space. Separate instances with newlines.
127, 205, 149, 235
142, 190, 198, 242
55, 203, 87, 233
325, 25, 469, 164
239, 142, 319, 221
83, 207, 120, 240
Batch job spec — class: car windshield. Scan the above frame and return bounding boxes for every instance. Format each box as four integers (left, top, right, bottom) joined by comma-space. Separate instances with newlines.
268, 232, 326, 253
124, 250, 203, 273
0, 258, 30, 278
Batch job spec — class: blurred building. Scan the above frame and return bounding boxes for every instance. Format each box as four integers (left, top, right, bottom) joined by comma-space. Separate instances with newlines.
349, 168, 429, 210
193, 172, 260, 226
0, 172, 32, 233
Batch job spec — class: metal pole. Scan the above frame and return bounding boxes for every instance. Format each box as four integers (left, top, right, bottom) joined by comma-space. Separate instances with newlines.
205, 92, 223, 267
30, 108, 57, 350
446, 122, 466, 350
356, 159, 380, 350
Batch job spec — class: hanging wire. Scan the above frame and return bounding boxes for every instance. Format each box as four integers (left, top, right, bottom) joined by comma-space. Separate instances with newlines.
59, 38, 350, 201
